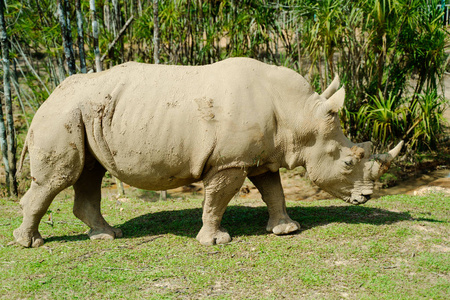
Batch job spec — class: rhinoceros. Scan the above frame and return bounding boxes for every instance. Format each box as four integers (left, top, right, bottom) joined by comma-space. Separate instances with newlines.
13, 57, 402, 248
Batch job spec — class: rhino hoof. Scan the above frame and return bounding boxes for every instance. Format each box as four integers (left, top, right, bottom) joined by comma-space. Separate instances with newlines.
88, 227, 123, 240
113, 228, 123, 238
271, 221, 300, 235
31, 237, 45, 248
196, 227, 231, 246
13, 228, 44, 248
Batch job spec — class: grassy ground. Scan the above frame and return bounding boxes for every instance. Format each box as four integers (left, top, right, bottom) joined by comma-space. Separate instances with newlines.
0, 190, 449, 299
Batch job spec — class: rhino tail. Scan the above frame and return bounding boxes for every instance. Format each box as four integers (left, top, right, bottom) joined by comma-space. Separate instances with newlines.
17, 138, 28, 175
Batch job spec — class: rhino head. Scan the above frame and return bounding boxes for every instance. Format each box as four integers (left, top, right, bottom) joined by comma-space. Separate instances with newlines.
302, 77, 403, 205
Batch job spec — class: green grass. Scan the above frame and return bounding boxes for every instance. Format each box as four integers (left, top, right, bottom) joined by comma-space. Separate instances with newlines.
1, 191, 449, 299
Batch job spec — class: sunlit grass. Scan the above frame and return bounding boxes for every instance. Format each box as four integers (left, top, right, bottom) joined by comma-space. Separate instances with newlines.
0, 191, 449, 299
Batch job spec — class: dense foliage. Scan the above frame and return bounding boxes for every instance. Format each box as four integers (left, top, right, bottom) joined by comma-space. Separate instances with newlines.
0, 0, 448, 193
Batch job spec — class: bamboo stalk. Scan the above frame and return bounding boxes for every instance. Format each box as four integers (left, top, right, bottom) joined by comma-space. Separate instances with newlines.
12, 39, 51, 96
100, 16, 134, 62
12, 59, 30, 128
111, 0, 124, 62
13, 58, 38, 112
0, 1, 18, 196
153, 0, 160, 64
11, 75, 35, 114
46, 57, 59, 88
11, 80, 29, 128
90, 0, 103, 72
57, 0, 76, 76
76, 0, 87, 74
55, 51, 67, 83
115, 177, 125, 197
153, 0, 164, 200
104, 0, 112, 33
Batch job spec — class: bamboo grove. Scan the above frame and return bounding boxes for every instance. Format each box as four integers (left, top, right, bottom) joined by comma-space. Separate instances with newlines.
0, 0, 449, 195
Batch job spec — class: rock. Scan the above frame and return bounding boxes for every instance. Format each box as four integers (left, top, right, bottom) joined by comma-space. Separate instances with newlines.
413, 186, 450, 196
413, 177, 450, 196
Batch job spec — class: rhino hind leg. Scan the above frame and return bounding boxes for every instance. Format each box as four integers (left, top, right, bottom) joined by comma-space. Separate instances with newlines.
14, 157, 82, 248
73, 153, 122, 240
249, 171, 300, 235
196, 168, 247, 246
13, 182, 68, 248
14, 115, 85, 247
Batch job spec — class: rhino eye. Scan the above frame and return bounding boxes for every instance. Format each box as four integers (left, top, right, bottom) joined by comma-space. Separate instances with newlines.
326, 143, 338, 154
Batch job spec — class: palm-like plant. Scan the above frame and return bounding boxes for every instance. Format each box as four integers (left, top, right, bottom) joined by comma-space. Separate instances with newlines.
358, 90, 407, 149
298, 0, 343, 90
408, 92, 447, 151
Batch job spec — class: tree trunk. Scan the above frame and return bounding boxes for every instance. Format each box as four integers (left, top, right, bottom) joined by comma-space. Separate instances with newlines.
159, 191, 167, 201
0, 1, 18, 196
12, 60, 29, 128
111, 0, 123, 63
100, 16, 134, 62
56, 51, 67, 82
111, 0, 120, 37
153, 0, 160, 64
152, 0, 164, 199
104, 0, 112, 32
296, 23, 302, 73
76, 0, 87, 73
90, 0, 125, 194
90, 0, 103, 72
137, 0, 143, 17
115, 177, 125, 197
57, 0, 76, 75
12, 39, 51, 96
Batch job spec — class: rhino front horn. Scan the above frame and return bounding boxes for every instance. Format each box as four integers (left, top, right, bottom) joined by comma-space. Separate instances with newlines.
376, 140, 404, 164
369, 141, 404, 179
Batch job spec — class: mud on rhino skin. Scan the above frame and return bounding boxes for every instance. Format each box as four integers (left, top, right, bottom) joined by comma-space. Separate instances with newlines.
14, 57, 403, 248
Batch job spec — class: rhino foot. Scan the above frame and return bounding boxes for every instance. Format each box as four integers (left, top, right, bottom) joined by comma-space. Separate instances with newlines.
196, 226, 231, 246
13, 227, 44, 248
88, 227, 123, 241
267, 220, 300, 235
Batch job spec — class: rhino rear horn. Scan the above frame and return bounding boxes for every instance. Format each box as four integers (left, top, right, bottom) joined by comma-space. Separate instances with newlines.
351, 145, 365, 160
321, 75, 340, 99
325, 86, 345, 113
356, 141, 373, 157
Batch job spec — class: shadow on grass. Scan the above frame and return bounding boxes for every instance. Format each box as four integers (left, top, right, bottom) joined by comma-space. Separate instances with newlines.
46, 233, 90, 244
46, 204, 443, 244
120, 205, 447, 239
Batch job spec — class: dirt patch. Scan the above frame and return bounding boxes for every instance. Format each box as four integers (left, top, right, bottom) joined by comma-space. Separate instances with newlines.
100, 167, 334, 202
443, 74, 450, 121
377, 168, 450, 197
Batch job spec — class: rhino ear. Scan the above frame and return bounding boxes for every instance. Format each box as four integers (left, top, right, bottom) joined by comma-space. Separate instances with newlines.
325, 86, 345, 113
321, 75, 340, 99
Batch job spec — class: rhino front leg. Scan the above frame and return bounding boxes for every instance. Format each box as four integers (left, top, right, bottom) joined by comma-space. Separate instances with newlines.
196, 168, 247, 246
249, 171, 300, 235
73, 155, 122, 240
